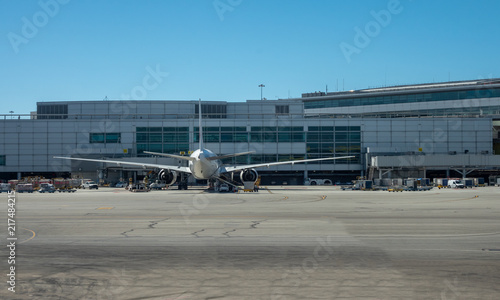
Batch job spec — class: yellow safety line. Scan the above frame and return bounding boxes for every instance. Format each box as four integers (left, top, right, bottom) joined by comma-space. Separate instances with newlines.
96, 207, 114, 210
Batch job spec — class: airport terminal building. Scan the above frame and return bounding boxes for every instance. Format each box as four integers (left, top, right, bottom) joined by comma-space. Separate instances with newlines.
1, 78, 500, 184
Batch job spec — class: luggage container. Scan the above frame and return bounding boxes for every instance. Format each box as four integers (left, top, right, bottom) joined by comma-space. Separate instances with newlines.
17, 183, 34, 193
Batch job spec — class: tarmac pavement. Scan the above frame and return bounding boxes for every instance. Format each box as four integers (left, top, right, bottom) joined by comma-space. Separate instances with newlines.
1, 185, 499, 299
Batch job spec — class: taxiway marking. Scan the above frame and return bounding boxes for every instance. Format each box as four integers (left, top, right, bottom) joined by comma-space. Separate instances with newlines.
19, 228, 36, 244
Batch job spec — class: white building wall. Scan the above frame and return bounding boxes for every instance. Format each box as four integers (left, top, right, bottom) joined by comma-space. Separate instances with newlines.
361, 118, 492, 154
0, 101, 495, 176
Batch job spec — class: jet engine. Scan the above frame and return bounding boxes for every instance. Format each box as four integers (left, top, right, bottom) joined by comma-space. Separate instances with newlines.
158, 169, 177, 186
240, 168, 258, 183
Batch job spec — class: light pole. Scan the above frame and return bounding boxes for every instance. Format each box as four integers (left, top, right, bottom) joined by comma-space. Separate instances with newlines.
259, 84, 265, 100
9, 111, 14, 119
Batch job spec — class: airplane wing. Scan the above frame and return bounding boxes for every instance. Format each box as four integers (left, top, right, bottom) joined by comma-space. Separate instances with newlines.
222, 155, 356, 173
206, 151, 255, 161
143, 151, 196, 161
53, 156, 192, 174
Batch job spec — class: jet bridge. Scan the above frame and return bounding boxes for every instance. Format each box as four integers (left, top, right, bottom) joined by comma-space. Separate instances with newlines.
371, 154, 500, 180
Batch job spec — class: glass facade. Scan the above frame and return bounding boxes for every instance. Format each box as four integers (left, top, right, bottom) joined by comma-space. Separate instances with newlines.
306, 126, 361, 164
89, 133, 121, 143
304, 88, 500, 109
195, 104, 227, 119
0, 155, 5, 166
136, 125, 360, 164
136, 127, 189, 154
37, 104, 68, 119
250, 126, 304, 143
275, 105, 290, 115
193, 126, 305, 143
194, 127, 248, 143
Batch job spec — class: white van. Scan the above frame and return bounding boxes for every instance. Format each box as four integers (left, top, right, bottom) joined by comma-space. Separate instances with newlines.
448, 180, 465, 188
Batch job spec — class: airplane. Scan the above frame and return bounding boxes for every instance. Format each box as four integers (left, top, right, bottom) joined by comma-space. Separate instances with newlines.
55, 100, 355, 189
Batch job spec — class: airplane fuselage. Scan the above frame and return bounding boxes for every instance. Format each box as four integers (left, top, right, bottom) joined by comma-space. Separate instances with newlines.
188, 149, 220, 180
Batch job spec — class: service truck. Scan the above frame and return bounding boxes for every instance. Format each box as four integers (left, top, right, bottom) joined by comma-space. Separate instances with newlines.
448, 179, 465, 188
39, 183, 56, 193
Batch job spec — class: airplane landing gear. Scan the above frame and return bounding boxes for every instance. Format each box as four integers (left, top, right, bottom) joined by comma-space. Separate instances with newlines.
178, 173, 188, 190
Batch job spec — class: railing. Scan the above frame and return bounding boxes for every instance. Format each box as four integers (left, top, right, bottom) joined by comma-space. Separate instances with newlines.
1, 112, 500, 120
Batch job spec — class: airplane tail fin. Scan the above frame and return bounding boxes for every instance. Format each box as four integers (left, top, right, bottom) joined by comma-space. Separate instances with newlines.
198, 99, 203, 150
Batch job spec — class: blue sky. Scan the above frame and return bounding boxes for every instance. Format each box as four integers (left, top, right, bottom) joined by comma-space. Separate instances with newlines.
1, 0, 500, 114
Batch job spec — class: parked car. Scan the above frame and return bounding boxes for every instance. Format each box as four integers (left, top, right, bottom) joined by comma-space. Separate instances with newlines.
115, 181, 127, 188
82, 181, 98, 189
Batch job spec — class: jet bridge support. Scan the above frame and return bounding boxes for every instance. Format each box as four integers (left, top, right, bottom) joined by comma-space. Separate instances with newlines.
452, 168, 476, 180
378, 169, 392, 179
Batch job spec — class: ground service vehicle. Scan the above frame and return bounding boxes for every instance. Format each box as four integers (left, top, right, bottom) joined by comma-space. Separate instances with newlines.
218, 183, 230, 192
305, 178, 333, 185
39, 183, 56, 193
0, 183, 11, 193
448, 180, 465, 188
149, 181, 166, 190
82, 181, 98, 189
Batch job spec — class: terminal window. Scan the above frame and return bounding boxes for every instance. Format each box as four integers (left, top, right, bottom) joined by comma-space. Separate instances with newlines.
194, 127, 249, 143
304, 87, 500, 109
137, 127, 190, 155
250, 126, 304, 143
275, 105, 289, 115
195, 104, 227, 119
89, 133, 121, 144
306, 126, 361, 164
36, 104, 68, 119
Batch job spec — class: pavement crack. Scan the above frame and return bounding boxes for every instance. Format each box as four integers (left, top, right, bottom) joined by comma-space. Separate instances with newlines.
222, 229, 237, 237
191, 229, 205, 238
121, 218, 170, 238
148, 218, 169, 229
250, 219, 268, 229
121, 229, 134, 238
